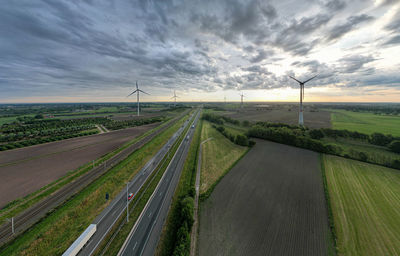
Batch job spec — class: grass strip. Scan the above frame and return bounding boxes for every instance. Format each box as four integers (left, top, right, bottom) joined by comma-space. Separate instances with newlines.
319, 154, 338, 256
0, 112, 190, 256
199, 147, 250, 202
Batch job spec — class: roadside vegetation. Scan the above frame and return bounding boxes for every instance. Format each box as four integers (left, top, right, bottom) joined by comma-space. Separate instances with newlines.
0, 112, 191, 256
323, 155, 400, 255
157, 116, 202, 256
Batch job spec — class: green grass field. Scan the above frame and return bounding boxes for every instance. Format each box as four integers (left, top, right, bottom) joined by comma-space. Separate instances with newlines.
330, 109, 400, 136
199, 121, 247, 194
322, 137, 400, 166
323, 155, 400, 255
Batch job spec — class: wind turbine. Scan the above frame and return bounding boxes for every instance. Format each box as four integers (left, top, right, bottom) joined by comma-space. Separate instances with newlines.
127, 81, 150, 116
239, 92, 245, 109
171, 90, 179, 106
289, 75, 317, 126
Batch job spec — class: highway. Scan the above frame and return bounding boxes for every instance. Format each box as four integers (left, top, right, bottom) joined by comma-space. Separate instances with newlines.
119, 109, 201, 256
0, 110, 189, 246
77, 110, 199, 255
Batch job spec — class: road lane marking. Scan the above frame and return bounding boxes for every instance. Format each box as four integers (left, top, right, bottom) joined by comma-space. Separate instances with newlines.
148, 212, 152, 218
132, 241, 137, 252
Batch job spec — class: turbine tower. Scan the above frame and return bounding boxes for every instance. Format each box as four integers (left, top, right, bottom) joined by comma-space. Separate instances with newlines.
289, 75, 317, 126
239, 92, 245, 109
127, 81, 150, 116
171, 90, 179, 106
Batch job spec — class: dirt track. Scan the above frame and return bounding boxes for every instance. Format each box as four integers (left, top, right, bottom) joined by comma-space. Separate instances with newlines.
198, 139, 334, 256
0, 123, 159, 208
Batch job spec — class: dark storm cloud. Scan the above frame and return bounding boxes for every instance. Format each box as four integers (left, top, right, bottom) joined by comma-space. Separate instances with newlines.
326, 14, 374, 42
339, 55, 376, 73
0, 0, 398, 101
324, 0, 347, 12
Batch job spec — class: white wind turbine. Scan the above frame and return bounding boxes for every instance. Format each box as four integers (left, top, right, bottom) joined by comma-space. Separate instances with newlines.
127, 81, 150, 116
289, 75, 317, 126
239, 92, 245, 109
171, 90, 179, 106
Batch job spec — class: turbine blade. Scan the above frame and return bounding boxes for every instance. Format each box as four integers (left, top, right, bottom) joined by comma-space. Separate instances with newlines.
289, 76, 302, 84
127, 90, 138, 97
303, 75, 317, 84
136, 81, 138, 89
138, 89, 150, 95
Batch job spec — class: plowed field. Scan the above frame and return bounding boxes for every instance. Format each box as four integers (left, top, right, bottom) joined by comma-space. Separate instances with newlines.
198, 139, 334, 256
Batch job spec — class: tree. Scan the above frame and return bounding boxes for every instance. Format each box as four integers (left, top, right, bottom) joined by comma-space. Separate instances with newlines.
389, 140, 400, 153
369, 132, 391, 146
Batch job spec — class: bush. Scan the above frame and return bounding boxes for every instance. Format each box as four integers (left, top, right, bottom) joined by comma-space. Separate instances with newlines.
309, 129, 324, 139
235, 134, 249, 146
388, 140, 400, 153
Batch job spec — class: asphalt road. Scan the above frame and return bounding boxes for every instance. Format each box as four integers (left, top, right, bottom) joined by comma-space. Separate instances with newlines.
119, 110, 201, 256
77, 110, 198, 256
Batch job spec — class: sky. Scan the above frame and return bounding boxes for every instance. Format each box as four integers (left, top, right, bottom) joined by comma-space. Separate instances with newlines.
0, 0, 399, 103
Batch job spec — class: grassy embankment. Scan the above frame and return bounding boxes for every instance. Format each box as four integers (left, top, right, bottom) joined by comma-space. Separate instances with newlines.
156, 115, 203, 256
330, 109, 400, 136
0, 112, 191, 256
94, 111, 196, 256
0, 119, 171, 226
199, 121, 248, 199
323, 155, 400, 255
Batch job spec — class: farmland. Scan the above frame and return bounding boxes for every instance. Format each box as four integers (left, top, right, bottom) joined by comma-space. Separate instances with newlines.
0, 111, 190, 256
330, 109, 400, 136
324, 155, 400, 255
199, 121, 248, 194
0, 122, 160, 208
217, 104, 331, 128
198, 139, 334, 256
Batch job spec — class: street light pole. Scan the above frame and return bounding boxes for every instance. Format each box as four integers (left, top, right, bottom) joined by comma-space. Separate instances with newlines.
126, 182, 129, 222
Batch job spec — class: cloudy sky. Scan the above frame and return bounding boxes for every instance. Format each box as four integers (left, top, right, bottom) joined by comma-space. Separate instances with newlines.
1, 0, 399, 103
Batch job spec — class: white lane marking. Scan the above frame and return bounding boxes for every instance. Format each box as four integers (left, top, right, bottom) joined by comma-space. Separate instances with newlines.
159, 191, 162, 196
132, 241, 137, 252
148, 212, 152, 218
112, 210, 117, 216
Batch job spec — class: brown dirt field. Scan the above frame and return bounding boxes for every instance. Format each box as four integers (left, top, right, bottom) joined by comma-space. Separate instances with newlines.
222, 106, 331, 128
110, 112, 160, 121
198, 139, 334, 256
0, 123, 159, 208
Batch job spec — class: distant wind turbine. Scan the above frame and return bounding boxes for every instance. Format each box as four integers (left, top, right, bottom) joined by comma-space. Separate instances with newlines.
127, 81, 150, 116
171, 90, 179, 106
239, 92, 245, 109
289, 75, 317, 126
